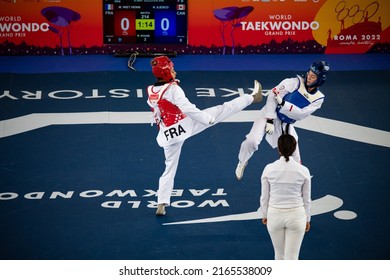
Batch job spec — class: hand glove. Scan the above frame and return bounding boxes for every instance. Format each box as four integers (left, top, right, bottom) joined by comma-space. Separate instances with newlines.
209, 116, 216, 125
265, 119, 274, 134
273, 88, 284, 106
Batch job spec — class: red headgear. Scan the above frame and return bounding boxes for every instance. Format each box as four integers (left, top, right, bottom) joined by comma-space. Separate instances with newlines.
151, 56, 174, 81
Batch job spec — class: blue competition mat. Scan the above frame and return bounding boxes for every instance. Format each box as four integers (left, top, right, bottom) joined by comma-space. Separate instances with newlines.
0, 69, 389, 260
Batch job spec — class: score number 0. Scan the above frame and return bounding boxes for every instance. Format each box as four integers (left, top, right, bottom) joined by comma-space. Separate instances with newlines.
155, 11, 176, 36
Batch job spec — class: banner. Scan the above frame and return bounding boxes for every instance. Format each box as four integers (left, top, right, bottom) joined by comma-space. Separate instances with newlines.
0, 0, 389, 55
0, 0, 101, 54
188, 0, 389, 54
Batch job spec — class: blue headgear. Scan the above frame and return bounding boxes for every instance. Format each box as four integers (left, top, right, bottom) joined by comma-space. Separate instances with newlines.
305, 61, 330, 88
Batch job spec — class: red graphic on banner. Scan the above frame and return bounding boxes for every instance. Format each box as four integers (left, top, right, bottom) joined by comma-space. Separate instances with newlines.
41, 6, 81, 56
213, 6, 254, 55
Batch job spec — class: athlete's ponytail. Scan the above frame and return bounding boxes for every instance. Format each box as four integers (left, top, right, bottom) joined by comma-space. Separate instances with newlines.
277, 134, 297, 162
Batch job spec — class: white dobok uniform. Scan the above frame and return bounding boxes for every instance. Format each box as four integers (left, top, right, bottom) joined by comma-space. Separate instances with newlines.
147, 81, 254, 206
238, 75, 324, 164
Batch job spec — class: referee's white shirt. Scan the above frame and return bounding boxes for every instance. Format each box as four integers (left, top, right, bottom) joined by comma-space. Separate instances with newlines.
260, 156, 312, 222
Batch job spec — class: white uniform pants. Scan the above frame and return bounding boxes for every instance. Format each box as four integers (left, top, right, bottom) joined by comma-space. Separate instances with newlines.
237, 107, 301, 164
266, 206, 306, 260
157, 94, 253, 205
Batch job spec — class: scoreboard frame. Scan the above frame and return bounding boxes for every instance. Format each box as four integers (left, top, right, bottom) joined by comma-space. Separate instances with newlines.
103, 0, 188, 45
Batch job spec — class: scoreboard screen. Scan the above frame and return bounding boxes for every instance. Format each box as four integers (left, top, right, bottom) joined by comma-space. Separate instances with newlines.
103, 0, 188, 45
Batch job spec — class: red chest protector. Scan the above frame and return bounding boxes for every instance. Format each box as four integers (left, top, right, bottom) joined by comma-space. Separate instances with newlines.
147, 82, 186, 127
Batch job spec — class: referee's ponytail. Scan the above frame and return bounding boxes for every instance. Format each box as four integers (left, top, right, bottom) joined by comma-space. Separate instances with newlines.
277, 134, 297, 162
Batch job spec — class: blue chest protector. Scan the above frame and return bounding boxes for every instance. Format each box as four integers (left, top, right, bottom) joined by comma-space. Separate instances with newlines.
276, 75, 324, 124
